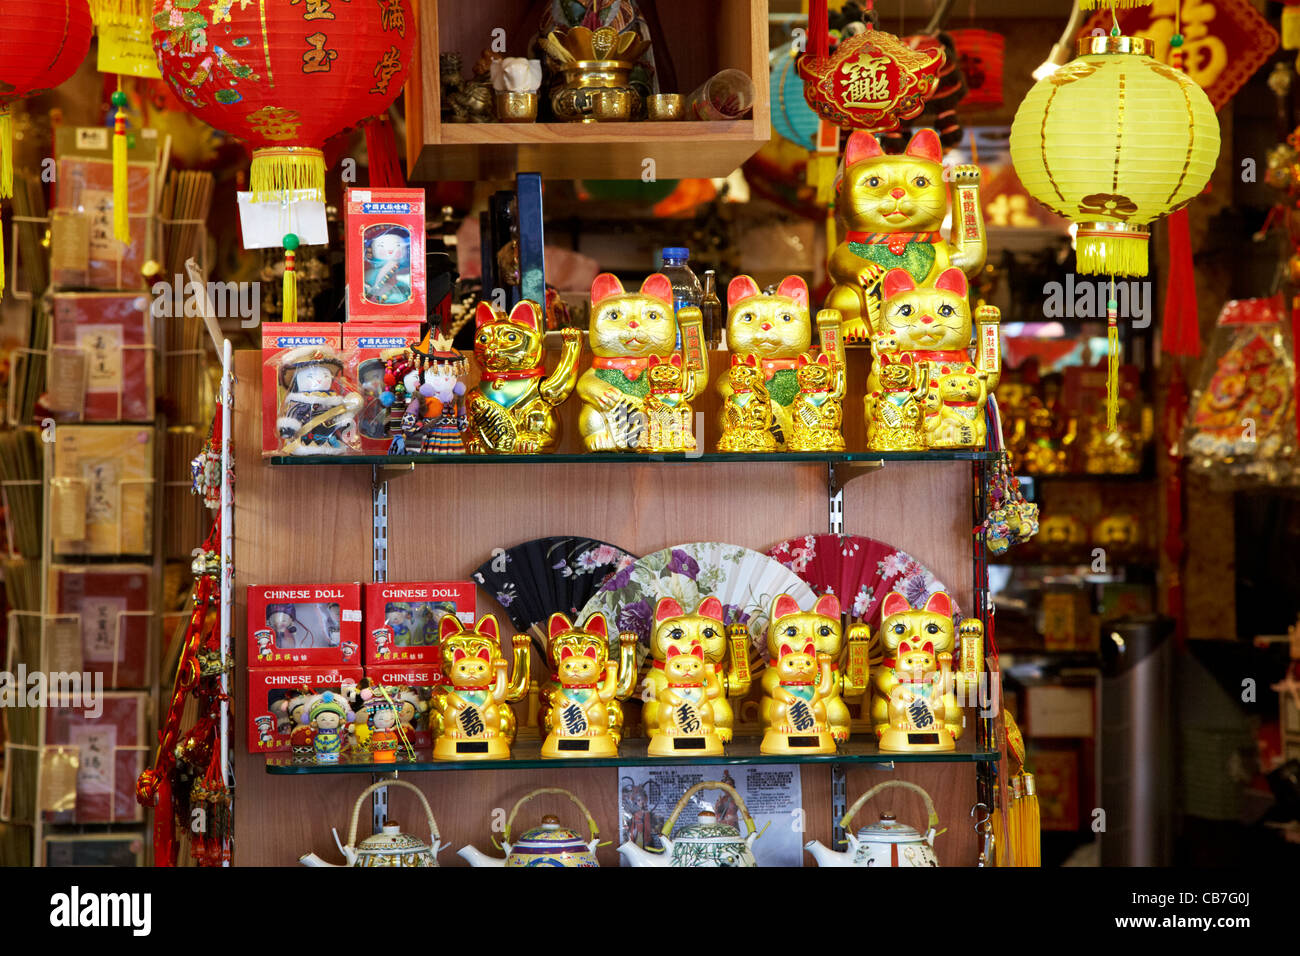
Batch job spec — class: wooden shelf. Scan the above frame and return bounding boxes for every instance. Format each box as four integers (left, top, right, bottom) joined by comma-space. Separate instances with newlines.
405, 0, 771, 181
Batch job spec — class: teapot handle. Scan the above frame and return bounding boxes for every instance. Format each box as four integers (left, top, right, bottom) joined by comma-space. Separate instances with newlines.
346, 779, 440, 851
662, 780, 758, 841
840, 780, 939, 835
505, 787, 599, 845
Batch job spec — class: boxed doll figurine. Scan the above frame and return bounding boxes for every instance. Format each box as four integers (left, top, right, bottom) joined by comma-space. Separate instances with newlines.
246, 666, 363, 753
342, 322, 424, 454
260, 323, 363, 457
360, 662, 442, 748
248, 583, 362, 667
344, 188, 426, 323
363, 580, 475, 665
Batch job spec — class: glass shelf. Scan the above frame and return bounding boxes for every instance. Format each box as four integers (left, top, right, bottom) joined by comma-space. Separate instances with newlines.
265, 734, 998, 774
267, 450, 1000, 466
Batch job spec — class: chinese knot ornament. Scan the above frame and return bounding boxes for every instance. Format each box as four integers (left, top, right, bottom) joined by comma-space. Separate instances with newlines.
0, 0, 93, 294
151, 0, 415, 202
1009, 34, 1219, 278
797, 27, 942, 132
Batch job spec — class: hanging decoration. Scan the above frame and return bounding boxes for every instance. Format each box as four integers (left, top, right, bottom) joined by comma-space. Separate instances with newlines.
150, 0, 415, 203
0, 0, 94, 296
1010, 34, 1219, 279
796, 13, 943, 132
1079, 0, 1277, 109
949, 28, 1004, 110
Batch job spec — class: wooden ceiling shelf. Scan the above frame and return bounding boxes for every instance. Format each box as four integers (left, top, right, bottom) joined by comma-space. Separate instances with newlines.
405, 0, 771, 181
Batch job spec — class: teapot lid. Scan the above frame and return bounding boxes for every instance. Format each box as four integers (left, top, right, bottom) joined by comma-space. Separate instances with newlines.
856, 810, 923, 844
516, 815, 587, 847
675, 809, 743, 842
358, 819, 429, 853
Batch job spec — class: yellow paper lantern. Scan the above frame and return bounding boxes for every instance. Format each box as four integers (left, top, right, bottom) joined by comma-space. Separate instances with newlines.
1009, 35, 1219, 277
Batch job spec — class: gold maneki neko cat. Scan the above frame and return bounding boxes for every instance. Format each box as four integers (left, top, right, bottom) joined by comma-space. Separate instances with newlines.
576, 273, 707, 452
463, 300, 582, 454
865, 267, 1001, 450
788, 352, 847, 452
826, 128, 986, 342
430, 614, 530, 760
538, 612, 638, 757
642, 596, 751, 745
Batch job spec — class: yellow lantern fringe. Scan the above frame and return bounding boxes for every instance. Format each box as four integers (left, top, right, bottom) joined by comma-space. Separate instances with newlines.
112, 83, 130, 245
249, 148, 326, 204
0, 107, 12, 200
88, 0, 150, 27
1, 218, 6, 299
1284, 8, 1300, 51
1077, 0, 1152, 7
1076, 232, 1149, 278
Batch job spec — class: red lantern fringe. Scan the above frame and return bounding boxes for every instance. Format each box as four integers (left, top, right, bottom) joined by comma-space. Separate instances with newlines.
364, 114, 405, 188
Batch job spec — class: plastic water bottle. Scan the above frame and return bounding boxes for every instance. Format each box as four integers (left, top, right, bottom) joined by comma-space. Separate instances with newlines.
661, 246, 701, 349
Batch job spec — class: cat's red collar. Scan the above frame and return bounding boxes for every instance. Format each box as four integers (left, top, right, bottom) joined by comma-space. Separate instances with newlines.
453, 684, 492, 691
760, 357, 800, 378
895, 674, 934, 684
778, 679, 816, 686
909, 349, 972, 364
666, 681, 703, 688
847, 230, 943, 257
561, 683, 597, 689
593, 356, 652, 380
483, 367, 545, 387
942, 399, 979, 407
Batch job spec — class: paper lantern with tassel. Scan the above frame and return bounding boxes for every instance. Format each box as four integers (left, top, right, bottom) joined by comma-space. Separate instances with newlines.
1010, 34, 1219, 279
0, 0, 94, 296
150, 0, 414, 203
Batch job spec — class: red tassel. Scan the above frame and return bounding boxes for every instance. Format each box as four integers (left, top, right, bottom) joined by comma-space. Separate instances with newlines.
809, 0, 830, 58
1162, 369, 1188, 648
364, 114, 405, 188
1161, 209, 1200, 357
153, 773, 176, 867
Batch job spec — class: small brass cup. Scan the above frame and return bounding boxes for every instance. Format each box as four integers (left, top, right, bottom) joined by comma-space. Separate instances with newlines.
590, 87, 633, 122
494, 90, 539, 122
646, 93, 685, 121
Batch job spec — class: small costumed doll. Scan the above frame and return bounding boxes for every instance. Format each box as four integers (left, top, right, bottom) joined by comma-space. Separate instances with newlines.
277, 346, 362, 455
412, 334, 469, 454
362, 689, 402, 763
309, 692, 352, 762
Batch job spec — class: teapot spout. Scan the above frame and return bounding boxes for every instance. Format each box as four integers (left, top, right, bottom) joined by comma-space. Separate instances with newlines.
457, 845, 506, 867
616, 840, 669, 867
298, 852, 341, 867
804, 839, 854, 867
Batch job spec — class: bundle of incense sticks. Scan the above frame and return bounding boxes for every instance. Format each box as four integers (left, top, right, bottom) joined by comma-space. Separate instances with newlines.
8, 176, 50, 426
159, 170, 215, 426
0, 428, 43, 559
162, 425, 204, 559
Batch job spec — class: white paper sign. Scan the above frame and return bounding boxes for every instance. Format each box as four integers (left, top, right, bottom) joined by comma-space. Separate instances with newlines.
237, 191, 328, 250
617, 763, 803, 866
81, 597, 128, 663
71, 727, 117, 797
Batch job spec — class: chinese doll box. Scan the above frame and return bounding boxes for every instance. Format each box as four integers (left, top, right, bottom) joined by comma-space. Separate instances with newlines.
342, 321, 424, 454
363, 580, 475, 666
49, 564, 153, 689
344, 187, 427, 323
248, 582, 363, 668
50, 292, 156, 422
246, 665, 364, 753
260, 322, 342, 455
51, 425, 155, 557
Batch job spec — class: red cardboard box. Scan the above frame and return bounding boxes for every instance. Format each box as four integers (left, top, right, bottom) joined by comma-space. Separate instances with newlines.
246, 666, 363, 753
344, 188, 426, 323
363, 580, 476, 665
49, 564, 153, 688
342, 322, 423, 454
248, 583, 362, 667
260, 323, 347, 456
43, 692, 146, 824
362, 662, 442, 747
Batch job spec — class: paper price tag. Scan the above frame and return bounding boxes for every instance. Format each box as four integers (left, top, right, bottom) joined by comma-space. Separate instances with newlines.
97, 21, 163, 78
237, 191, 329, 249
46, 348, 88, 415
44, 617, 85, 674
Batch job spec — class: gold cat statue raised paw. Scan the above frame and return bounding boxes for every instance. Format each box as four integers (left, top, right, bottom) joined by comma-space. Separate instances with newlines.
464, 300, 582, 454
717, 354, 778, 452
825, 129, 986, 342
431, 613, 530, 759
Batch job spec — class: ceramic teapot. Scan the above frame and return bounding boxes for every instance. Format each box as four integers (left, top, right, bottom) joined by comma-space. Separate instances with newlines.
618, 780, 765, 867
804, 780, 941, 867
300, 780, 447, 867
459, 787, 601, 867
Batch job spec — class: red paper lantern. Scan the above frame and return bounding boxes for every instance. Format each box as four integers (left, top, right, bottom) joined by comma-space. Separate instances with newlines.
0, 0, 94, 200
949, 28, 1004, 110
150, 0, 414, 202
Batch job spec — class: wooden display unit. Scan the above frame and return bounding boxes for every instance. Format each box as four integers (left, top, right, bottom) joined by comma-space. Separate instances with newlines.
233, 348, 1002, 866
406, 0, 772, 180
